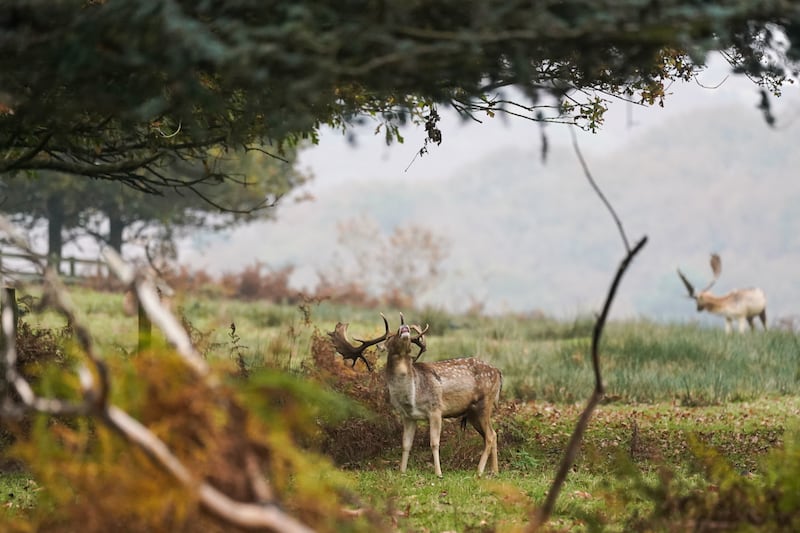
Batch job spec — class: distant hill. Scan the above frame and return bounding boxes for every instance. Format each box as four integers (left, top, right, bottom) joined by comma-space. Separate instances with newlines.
190, 105, 800, 323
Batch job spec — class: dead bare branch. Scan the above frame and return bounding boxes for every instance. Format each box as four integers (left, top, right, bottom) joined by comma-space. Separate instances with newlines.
0, 217, 316, 532
101, 405, 314, 532
529, 236, 647, 531
1, 282, 91, 417
527, 132, 647, 530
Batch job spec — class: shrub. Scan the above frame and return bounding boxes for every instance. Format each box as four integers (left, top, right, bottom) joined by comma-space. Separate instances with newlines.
1, 321, 73, 462
621, 435, 800, 531
219, 262, 299, 303
306, 332, 399, 467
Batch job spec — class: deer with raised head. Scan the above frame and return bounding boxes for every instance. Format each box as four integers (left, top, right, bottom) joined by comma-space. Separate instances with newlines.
677, 253, 767, 333
328, 314, 502, 477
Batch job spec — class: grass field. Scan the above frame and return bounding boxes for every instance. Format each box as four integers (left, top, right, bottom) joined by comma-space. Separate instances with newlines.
2, 286, 799, 530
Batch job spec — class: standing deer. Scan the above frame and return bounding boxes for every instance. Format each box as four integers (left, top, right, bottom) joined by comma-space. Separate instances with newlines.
677, 253, 767, 333
328, 314, 502, 477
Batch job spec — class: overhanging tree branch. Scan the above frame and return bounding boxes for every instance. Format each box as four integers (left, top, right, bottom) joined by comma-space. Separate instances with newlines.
2, 0, 795, 193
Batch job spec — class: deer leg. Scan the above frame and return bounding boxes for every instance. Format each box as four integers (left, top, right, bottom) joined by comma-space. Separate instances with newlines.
489, 424, 499, 475
747, 316, 755, 331
468, 408, 498, 476
400, 418, 416, 473
725, 318, 732, 334
759, 309, 768, 330
428, 412, 443, 478
738, 317, 747, 333
476, 422, 498, 476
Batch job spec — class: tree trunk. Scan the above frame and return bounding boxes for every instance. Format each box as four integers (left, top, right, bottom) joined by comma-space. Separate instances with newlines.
108, 213, 125, 253
46, 194, 64, 273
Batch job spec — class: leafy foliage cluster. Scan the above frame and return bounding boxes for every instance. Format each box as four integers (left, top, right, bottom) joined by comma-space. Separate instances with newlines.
2, 335, 382, 532
0, 320, 73, 459
620, 436, 800, 532
1, 0, 797, 191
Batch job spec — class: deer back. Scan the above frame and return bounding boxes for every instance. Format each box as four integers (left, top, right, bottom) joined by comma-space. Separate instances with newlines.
420, 357, 502, 418
698, 287, 766, 317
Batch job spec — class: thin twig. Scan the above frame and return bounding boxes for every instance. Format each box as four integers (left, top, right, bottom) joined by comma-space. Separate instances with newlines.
570, 126, 630, 252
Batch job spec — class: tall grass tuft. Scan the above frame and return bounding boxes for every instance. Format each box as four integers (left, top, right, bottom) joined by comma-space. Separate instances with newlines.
599, 322, 800, 404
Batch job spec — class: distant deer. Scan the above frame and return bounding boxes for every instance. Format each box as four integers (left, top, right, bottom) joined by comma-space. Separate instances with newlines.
328, 314, 502, 477
677, 253, 767, 333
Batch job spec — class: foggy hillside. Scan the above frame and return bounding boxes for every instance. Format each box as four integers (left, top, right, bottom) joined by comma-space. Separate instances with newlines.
190, 105, 800, 323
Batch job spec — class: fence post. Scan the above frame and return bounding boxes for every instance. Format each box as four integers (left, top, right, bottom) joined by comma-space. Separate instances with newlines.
0, 287, 18, 384
137, 300, 151, 353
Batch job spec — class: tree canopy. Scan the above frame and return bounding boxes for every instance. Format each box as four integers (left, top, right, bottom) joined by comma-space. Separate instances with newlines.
0, 146, 307, 263
1, 0, 798, 193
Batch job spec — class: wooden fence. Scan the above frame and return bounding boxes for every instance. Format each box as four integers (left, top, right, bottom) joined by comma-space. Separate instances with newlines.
1, 284, 152, 355
0, 251, 108, 283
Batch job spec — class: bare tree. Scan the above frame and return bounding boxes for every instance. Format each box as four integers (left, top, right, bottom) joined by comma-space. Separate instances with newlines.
327, 216, 449, 307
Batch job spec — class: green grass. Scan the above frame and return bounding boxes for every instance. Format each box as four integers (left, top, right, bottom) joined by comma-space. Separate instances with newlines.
350, 398, 800, 531
21, 289, 798, 407
5, 287, 800, 530
0, 472, 40, 515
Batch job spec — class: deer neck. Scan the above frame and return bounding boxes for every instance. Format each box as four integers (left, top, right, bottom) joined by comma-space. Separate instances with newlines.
386, 350, 415, 380
697, 292, 726, 313
385, 339, 429, 418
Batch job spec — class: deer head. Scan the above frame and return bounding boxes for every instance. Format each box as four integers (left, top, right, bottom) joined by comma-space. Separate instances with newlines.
398, 312, 427, 360
330, 314, 503, 477
677, 253, 721, 311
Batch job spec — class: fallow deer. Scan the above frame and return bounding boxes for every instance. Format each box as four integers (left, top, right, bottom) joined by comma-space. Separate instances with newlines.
328, 314, 502, 477
677, 253, 767, 333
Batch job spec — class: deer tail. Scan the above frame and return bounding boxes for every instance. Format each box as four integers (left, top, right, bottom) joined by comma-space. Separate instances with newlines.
495, 374, 504, 408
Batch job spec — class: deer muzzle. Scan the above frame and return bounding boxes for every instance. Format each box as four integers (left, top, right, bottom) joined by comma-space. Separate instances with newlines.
399, 325, 410, 339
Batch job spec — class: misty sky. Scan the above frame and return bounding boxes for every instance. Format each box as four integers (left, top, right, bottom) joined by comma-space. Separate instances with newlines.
180, 53, 800, 321
296, 54, 777, 192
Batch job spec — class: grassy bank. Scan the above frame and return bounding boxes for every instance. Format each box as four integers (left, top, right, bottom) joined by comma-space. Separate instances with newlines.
3, 287, 799, 530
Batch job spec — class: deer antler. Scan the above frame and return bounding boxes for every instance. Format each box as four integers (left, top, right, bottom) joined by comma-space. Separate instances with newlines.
676, 268, 695, 298
327, 314, 389, 372
678, 253, 722, 296
702, 253, 722, 292
409, 324, 429, 361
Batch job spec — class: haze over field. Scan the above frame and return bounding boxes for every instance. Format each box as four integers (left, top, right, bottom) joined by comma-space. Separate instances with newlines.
184, 57, 800, 323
